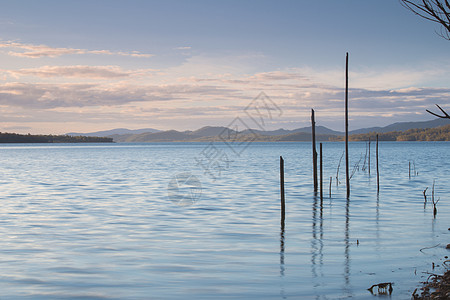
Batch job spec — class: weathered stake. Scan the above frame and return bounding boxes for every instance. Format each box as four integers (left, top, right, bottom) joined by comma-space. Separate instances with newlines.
376, 134, 379, 193
431, 180, 439, 218
280, 156, 285, 223
345, 52, 350, 198
320, 143, 323, 201
311, 109, 318, 193
368, 138, 371, 175
423, 187, 428, 208
329, 177, 332, 198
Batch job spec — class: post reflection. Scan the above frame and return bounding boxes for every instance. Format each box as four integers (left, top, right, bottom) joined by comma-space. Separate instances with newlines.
376, 193, 380, 250
311, 195, 324, 280
344, 197, 350, 290
279, 219, 286, 299
280, 221, 285, 277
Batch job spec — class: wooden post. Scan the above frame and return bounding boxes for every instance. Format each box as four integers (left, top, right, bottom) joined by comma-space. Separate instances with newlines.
320, 143, 323, 201
280, 156, 285, 223
345, 52, 350, 198
376, 134, 379, 193
311, 109, 318, 193
368, 138, 371, 175
329, 177, 332, 198
409, 161, 411, 179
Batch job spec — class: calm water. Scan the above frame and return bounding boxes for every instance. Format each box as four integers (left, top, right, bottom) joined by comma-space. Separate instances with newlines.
0, 142, 448, 299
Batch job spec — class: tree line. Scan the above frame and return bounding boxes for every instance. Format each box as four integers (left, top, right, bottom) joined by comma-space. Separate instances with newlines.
0, 132, 113, 143
332, 124, 450, 142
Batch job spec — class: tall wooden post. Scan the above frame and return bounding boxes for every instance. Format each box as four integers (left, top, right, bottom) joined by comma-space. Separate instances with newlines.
280, 156, 285, 223
376, 134, 379, 193
311, 109, 318, 193
368, 138, 371, 175
345, 52, 350, 198
320, 143, 323, 201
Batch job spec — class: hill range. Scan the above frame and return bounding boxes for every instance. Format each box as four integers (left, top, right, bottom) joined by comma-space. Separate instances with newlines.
67, 118, 450, 142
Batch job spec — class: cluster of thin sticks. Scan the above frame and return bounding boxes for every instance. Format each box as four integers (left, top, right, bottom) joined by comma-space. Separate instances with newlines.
423, 179, 440, 217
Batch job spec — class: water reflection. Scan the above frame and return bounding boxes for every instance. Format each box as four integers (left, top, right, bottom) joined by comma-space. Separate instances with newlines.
311, 195, 324, 281
280, 220, 286, 299
376, 193, 380, 251
280, 221, 285, 277
344, 197, 351, 294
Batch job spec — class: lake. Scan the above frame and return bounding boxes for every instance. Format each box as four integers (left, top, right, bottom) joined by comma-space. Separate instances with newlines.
0, 142, 448, 299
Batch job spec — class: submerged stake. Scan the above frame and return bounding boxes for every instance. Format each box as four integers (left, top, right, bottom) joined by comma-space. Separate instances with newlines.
311, 109, 318, 193
320, 143, 323, 201
345, 52, 350, 198
376, 134, 379, 193
280, 156, 285, 223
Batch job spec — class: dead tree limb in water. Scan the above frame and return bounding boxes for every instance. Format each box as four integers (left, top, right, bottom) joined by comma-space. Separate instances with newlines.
336, 151, 344, 185
423, 187, 428, 208
349, 154, 362, 180
432, 179, 435, 202
431, 180, 439, 217
362, 141, 368, 171
432, 197, 440, 218
368, 282, 393, 295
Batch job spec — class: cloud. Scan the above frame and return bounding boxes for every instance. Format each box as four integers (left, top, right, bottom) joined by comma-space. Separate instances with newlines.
174, 46, 191, 50
7, 65, 136, 79
1, 48, 450, 133
0, 41, 153, 58
0, 81, 241, 109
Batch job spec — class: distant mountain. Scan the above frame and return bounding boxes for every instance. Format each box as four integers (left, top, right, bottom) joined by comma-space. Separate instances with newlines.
190, 126, 238, 137
275, 132, 337, 142
349, 118, 450, 135
241, 125, 344, 136
110, 128, 341, 143
112, 130, 201, 142
66, 128, 160, 137
70, 118, 450, 142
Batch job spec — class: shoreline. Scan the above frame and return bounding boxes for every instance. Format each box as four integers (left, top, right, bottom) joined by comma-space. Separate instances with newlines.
413, 269, 450, 299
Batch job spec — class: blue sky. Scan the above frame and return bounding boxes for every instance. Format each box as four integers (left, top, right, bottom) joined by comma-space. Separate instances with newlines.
1, 0, 450, 134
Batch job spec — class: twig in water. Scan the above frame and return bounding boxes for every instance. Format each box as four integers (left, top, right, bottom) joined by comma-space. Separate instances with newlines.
432, 180, 435, 202
431, 180, 439, 217
362, 141, 368, 171
367, 282, 393, 295
335, 151, 344, 186
329, 176, 332, 198
419, 244, 441, 253
349, 154, 363, 180
432, 197, 439, 218
423, 187, 428, 208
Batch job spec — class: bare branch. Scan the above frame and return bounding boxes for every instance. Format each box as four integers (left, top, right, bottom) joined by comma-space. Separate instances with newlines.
426, 104, 450, 119
400, 0, 450, 40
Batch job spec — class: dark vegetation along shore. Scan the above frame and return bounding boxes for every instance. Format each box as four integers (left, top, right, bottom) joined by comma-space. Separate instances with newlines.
413, 267, 450, 299
0, 132, 113, 143
336, 124, 450, 142
4, 125, 448, 144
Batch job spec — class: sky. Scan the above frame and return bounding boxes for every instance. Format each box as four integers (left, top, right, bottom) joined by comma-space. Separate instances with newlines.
1, 0, 450, 134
